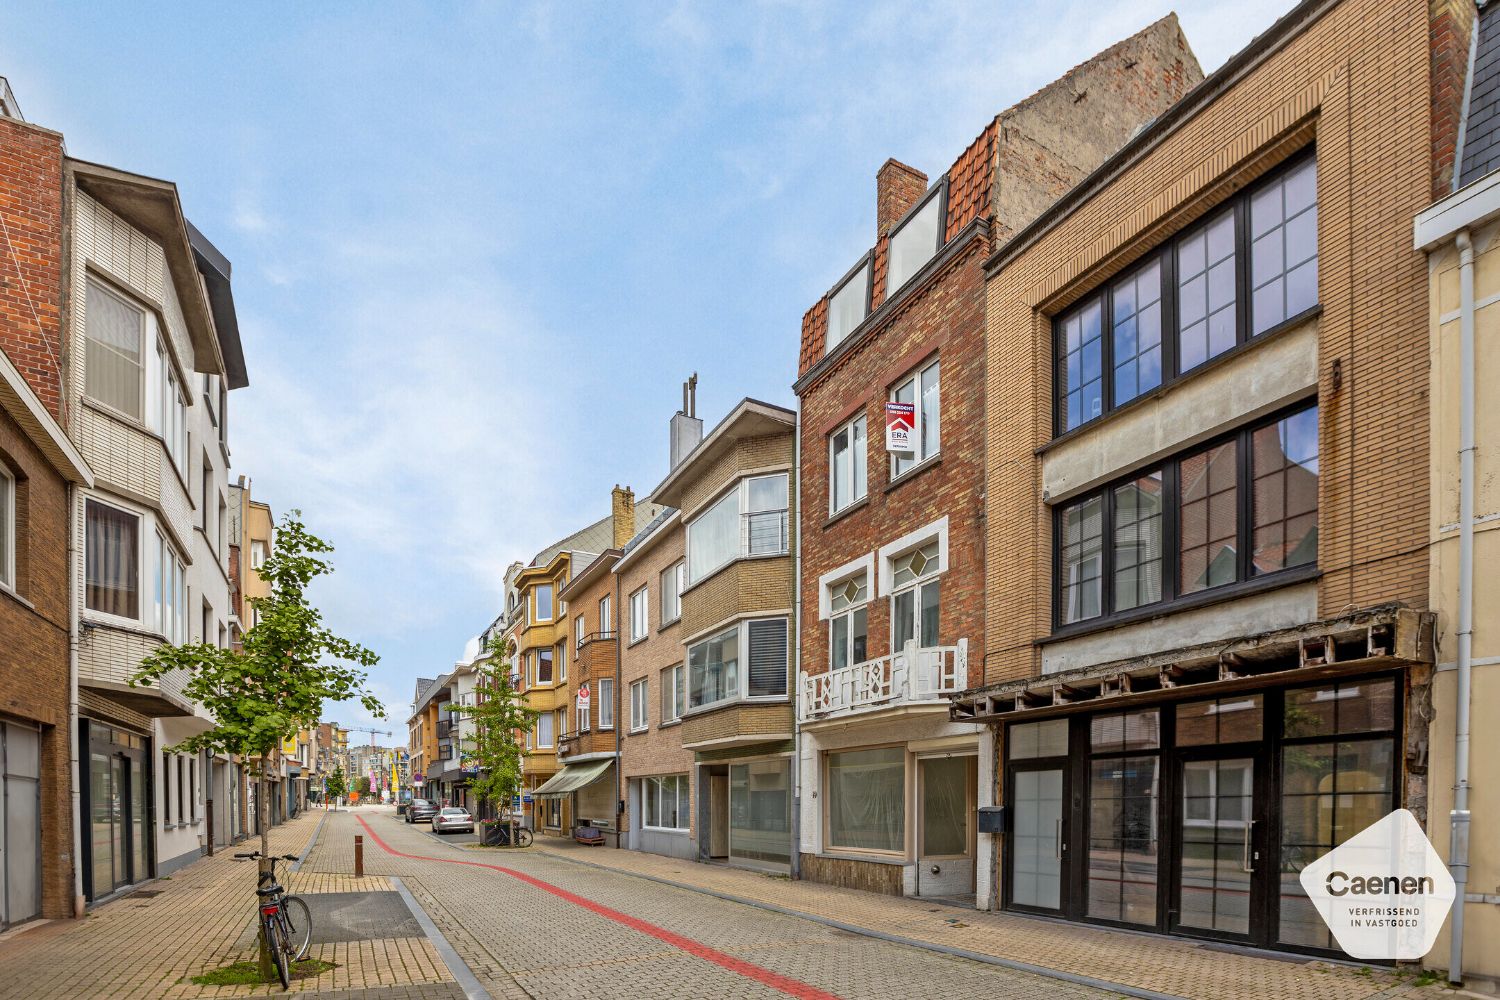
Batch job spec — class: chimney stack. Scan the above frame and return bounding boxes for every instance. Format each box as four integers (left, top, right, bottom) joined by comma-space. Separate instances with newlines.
669, 373, 703, 470
877, 159, 927, 236
611, 485, 636, 548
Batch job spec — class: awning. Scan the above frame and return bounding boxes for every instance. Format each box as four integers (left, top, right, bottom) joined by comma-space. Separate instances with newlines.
532, 759, 613, 799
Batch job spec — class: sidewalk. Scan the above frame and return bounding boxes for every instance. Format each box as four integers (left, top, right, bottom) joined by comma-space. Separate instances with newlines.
0, 809, 458, 999
528, 837, 1440, 1000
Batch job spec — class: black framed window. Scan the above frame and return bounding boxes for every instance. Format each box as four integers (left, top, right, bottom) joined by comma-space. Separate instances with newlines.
1087, 710, 1161, 926
1053, 151, 1318, 436
1052, 402, 1318, 629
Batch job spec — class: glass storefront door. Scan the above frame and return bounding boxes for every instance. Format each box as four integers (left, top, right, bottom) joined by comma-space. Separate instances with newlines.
728, 759, 790, 871
1006, 719, 1069, 914
1175, 755, 1256, 937
85, 722, 148, 901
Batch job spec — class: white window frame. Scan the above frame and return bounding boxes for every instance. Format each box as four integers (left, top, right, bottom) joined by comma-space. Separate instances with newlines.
84, 276, 147, 422
660, 561, 685, 624
156, 344, 187, 474
533, 583, 554, 622
599, 594, 611, 634
642, 774, 690, 832
829, 412, 868, 515
84, 495, 144, 625
629, 586, 649, 643
885, 185, 945, 297
557, 641, 567, 683
660, 663, 685, 725
686, 472, 790, 585
685, 616, 789, 713
534, 711, 554, 749
250, 540, 268, 569
825, 256, 872, 353
575, 613, 586, 648
629, 678, 648, 733
598, 677, 614, 730
890, 358, 941, 477
827, 572, 870, 672
576, 694, 590, 734
0, 464, 14, 590
154, 530, 187, 642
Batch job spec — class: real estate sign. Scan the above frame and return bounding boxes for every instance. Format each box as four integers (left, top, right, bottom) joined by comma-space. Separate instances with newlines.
885, 401, 915, 452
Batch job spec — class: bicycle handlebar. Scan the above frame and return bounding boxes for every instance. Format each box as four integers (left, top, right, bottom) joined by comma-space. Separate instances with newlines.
232, 851, 300, 861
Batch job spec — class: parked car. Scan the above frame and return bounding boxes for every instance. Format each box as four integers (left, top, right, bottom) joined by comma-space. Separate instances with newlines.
432, 807, 474, 835
405, 799, 437, 824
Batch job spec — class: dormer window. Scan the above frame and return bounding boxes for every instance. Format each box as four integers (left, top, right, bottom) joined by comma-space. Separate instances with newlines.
825, 257, 872, 353
885, 185, 944, 296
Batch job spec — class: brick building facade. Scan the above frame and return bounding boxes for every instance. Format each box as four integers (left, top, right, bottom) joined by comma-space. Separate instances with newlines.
950, 0, 1449, 963
791, 17, 1202, 899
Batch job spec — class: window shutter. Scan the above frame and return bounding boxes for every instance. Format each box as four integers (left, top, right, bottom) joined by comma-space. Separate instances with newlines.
747, 619, 788, 697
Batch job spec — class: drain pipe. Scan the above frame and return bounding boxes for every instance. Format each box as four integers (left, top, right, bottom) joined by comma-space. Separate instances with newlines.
1449, 229, 1476, 986
67, 482, 85, 917
790, 404, 803, 881
615, 565, 623, 850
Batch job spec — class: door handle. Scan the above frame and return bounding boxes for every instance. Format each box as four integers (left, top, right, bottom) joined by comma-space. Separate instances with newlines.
1241, 819, 1256, 873
1055, 818, 1063, 860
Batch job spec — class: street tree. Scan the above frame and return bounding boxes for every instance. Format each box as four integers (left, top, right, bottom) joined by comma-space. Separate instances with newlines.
132, 512, 381, 975
452, 632, 534, 845
325, 766, 347, 807
356, 775, 372, 798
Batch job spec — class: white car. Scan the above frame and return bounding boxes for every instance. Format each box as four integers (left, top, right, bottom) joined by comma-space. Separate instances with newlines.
431, 807, 474, 834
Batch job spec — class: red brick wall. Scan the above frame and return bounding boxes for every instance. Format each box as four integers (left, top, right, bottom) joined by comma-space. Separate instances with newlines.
796, 231, 992, 687
877, 159, 927, 236
0, 403, 75, 920
1430, 0, 1475, 197
0, 117, 65, 421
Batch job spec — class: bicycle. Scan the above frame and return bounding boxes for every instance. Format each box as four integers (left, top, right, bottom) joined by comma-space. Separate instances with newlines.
483, 821, 532, 847
234, 850, 311, 989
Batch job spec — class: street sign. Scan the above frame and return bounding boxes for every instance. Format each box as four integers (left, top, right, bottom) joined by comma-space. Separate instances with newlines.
885, 401, 915, 452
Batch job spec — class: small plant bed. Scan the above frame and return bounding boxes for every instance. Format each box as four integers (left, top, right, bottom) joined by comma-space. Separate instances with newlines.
187, 958, 337, 986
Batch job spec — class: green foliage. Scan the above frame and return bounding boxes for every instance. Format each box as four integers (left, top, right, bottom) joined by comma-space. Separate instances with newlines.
325, 766, 346, 799
452, 632, 534, 815
131, 512, 383, 761
356, 775, 372, 796
188, 959, 337, 986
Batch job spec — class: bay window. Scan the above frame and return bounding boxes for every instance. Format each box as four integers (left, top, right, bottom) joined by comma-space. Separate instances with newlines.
533, 584, 553, 622
1054, 153, 1319, 434
644, 774, 689, 831
1054, 403, 1318, 628
826, 746, 906, 853
686, 473, 789, 584
535, 648, 553, 686
85, 279, 144, 420
629, 586, 648, 642
890, 542, 940, 649
687, 617, 788, 711
85, 498, 139, 619
534, 712, 554, 749
828, 574, 868, 671
891, 360, 940, 477
829, 413, 867, 514
885, 186, 944, 295
154, 532, 187, 642
156, 347, 187, 473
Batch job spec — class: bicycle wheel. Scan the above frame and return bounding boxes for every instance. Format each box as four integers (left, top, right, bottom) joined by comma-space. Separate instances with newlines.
516, 828, 533, 848
263, 914, 291, 990
280, 895, 313, 962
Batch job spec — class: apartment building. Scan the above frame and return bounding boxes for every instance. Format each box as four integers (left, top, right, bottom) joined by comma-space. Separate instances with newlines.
792, 18, 1200, 899
1412, 0, 1500, 980
0, 96, 95, 927
544, 545, 625, 842
646, 398, 797, 873
949, 0, 1445, 967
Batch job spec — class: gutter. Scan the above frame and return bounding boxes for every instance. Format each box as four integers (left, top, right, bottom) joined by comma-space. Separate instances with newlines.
68, 482, 84, 917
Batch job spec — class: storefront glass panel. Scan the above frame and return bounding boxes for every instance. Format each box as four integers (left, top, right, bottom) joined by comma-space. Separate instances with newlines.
827, 747, 904, 853
729, 760, 790, 868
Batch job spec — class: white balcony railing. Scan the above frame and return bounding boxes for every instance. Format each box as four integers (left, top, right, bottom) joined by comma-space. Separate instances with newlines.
798, 639, 968, 723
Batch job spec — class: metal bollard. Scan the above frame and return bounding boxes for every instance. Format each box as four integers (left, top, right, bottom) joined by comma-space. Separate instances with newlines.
354, 834, 364, 877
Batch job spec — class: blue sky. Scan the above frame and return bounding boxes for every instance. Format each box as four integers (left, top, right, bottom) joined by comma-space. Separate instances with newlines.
1, 0, 1291, 735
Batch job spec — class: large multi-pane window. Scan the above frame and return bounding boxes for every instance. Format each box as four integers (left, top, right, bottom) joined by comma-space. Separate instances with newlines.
891, 542, 940, 649
643, 774, 690, 831
1054, 154, 1319, 435
828, 574, 868, 671
829, 413, 867, 514
85, 279, 145, 419
1087, 710, 1161, 926
825, 259, 871, 352
826, 746, 905, 853
686, 474, 789, 584
687, 618, 788, 710
1054, 404, 1318, 628
891, 360, 940, 477
85, 498, 139, 619
886, 188, 944, 295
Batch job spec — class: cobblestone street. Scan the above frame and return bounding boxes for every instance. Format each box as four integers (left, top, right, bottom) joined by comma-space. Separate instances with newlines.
0, 805, 1451, 999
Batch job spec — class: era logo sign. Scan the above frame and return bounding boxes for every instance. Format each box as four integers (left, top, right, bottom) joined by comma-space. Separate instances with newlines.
1299, 809, 1456, 959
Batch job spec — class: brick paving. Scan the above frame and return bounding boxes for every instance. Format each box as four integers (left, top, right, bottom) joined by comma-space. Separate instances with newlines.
524, 838, 1445, 1000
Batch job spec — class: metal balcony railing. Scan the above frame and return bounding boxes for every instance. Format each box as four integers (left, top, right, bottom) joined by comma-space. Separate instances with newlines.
797, 639, 968, 723
742, 509, 789, 557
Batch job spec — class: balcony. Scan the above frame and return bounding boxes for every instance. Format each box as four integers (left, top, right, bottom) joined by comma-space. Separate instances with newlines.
797, 639, 968, 724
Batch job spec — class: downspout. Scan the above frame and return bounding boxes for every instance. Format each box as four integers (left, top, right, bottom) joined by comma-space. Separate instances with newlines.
1449, 229, 1476, 986
790, 405, 802, 881
615, 568, 623, 849
67, 483, 84, 917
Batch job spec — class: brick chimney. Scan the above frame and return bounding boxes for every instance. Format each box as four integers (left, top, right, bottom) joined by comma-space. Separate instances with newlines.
877, 159, 928, 236
611, 485, 636, 548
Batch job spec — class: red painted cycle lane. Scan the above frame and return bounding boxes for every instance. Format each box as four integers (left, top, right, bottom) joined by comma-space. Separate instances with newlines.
355, 815, 841, 1000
